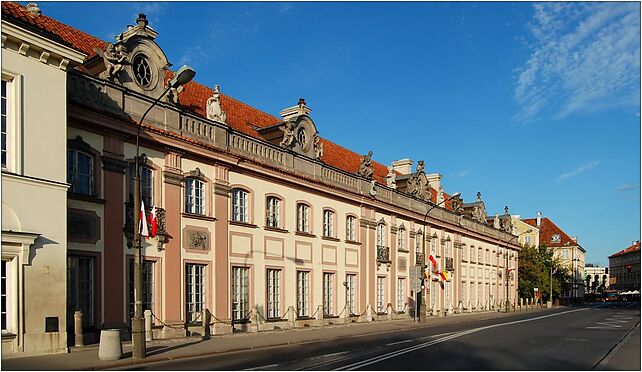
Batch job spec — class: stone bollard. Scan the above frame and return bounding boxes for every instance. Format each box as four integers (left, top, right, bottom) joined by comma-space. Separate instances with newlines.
287, 306, 296, 329
74, 311, 84, 347
202, 308, 211, 340
251, 308, 259, 332
144, 310, 153, 342
366, 304, 373, 322
343, 303, 351, 323
317, 304, 324, 326
98, 329, 122, 361
387, 304, 392, 320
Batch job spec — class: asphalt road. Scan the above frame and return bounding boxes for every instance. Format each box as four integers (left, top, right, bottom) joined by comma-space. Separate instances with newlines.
118, 302, 640, 371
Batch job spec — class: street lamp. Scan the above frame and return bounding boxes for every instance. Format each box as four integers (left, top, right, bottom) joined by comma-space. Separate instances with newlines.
418, 192, 460, 323
548, 241, 571, 309
132, 65, 195, 359
502, 229, 532, 313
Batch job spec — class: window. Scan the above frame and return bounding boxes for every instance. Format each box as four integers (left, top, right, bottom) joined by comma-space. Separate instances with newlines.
67, 149, 94, 196
67, 256, 95, 327
461, 281, 467, 306
444, 280, 451, 309
323, 273, 334, 316
376, 277, 385, 313
346, 216, 356, 241
398, 228, 406, 251
132, 54, 152, 87
486, 249, 490, 265
346, 274, 356, 314
129, 164, 153, 207
185, 178, 205, 215
232, 189, 248, 223
478, 247, 483, 263
431, 238, 437, 256
416, 233, 422, 254
296, 203, 310, 233
397, 278, 405, 312
266, 197, 281, 228
129, 260, 154, 319
463, 245, 468, 261
524, 235, 532, 246
376, 224, 386, 246
296, 271, 309, 317
266, 269, 280, 319
2, 80, 8, 168
551, 234, 561, 243
323, 210, 334, 237
430, 280, 438, 308
186, 264, 205, 322
445, 240, 451, 258
1, 260, 9, 332
470, 246, 475, 263
231, 267, 249, 322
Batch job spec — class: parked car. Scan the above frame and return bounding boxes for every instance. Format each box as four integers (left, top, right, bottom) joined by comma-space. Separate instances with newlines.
602, 290, 620, 302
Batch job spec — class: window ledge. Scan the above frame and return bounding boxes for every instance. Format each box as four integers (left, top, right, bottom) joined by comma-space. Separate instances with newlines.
264, 226, 289, 234
345, 240, 361, 246
182, 212, 216, 222
229, 221, 258, 228
1, 333, 17, 340
322, 236, 340, 242
397, 248, 409, 253
295, 231, 316, 238
296, 316, 315, 321
68, 192, 105, 204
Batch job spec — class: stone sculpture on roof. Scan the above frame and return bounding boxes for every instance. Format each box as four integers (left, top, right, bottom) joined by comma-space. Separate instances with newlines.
357, 151, 374, 180
450, 194, 464, 214
280, 121, 296, 148
97, 42, 128, 82
369, 180, 378, 197
313, 135, 323, 160
493, 214, 500, 229
437, 186, 444, 204
500, 206, 513, 233
406, 160, 431, 201
206, 85, 227, 123
386, 165, 397, 189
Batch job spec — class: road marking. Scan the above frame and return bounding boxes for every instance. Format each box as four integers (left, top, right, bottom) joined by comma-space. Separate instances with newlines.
418, 331, 457, 340
593, 321, 641, 370
244, 363, 279, 370
386, 339, 413, 346
333, 308, 589, 371
564, 338, 589, 342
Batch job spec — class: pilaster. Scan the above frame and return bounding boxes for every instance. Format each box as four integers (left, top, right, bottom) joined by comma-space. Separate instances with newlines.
163, 151, 183, 323
213, 164, 231, 332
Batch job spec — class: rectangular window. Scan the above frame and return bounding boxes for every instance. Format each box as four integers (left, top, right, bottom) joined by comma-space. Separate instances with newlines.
128, 260, 154, 319
397, 278, 405, 312
266, 269, 280, 319
231, 267, 249, 322
376, 277, 385, 313
398, 229, 406, 251
445, 240, 451, 258
297, 204, 309, 233
266, 197, 280, 228
461, 281, 467, 306
67, 256, 95, 327
129, 164, 153, 207
462, 245, 468, 261
478, 247, 483, 263
346, 216, 356, 241
186, 264, 205, 322
416, 234, 422, 253
1, 260, 9, 332
346, 274, 356, 314
1, 80, 8, 168
323, 273, 334, 316
470, 246, 475, 263
430, 280, 438, 309
486, 250, 490, 265
185, 178, 205, 215
524, 235, 531, 245
68, 150, 94, 196
377, 224, 385, 246
444, 280, 451, 308
323, 210, 334, 237
296, 271, 309, 317
431, 238, 437, 255
232, 189, 248, 223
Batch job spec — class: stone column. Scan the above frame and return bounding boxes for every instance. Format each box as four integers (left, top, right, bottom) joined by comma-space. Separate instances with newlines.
74, 311, 84, 347
144, 310, 153, 341
213, 166, 232, 335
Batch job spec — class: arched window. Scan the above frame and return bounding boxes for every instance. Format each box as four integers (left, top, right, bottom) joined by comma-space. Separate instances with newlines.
129, 163, 153, 207
68, 149, 94, 196
296, 203, 310, 233
232, 188, 249, 222
346, 216, 357, 241
185, 177, 205, 215
376, 223, 386, 247
415, 232, 423, 254
397, 228, 406, 251
266, 196, 281, 228
323, 209, 335, 237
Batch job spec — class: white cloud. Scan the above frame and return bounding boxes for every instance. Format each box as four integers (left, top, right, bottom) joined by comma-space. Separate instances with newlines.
515, 3, 640, 122
455, 169, 471, 178
557, 160, 600, 181
615, 184, 640, 192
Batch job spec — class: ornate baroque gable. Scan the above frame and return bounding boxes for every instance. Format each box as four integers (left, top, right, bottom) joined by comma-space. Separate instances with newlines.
463, 192, 488, 224
395, 160, 432, 201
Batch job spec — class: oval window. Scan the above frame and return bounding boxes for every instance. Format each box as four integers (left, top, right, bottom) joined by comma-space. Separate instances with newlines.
133, 54, 153, 87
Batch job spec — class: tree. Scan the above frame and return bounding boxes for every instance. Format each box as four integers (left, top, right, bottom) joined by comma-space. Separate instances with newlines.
518, 244, 570, 301
585, 274, 592, 294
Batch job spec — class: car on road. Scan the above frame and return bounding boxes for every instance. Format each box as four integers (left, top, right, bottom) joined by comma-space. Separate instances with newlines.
602, 290, 620, 302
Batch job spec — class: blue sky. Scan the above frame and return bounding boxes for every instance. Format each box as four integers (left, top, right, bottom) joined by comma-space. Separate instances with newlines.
39, 2, 640, 266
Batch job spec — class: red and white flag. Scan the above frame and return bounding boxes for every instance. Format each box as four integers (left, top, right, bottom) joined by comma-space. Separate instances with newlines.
148, 206, 158, 238
139, 200, 149, 237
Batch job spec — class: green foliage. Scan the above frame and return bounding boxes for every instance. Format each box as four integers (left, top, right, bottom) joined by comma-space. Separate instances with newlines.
518, 244, 570, 301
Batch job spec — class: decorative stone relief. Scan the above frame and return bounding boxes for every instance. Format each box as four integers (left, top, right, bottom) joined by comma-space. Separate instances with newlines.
357, 151, 374, 180
386, 165, 397, 189
189, 231, 208, 250
96, 42, 128, 82
493, 214, 501, 229
450, 194, 464, 214
166, 80, 183, 105
368, 180, 378, 197
206, 85, 227, 123
437, 186, 444, 204
405, 161, 432, 201
313, 135, 324, 160
279, 121, 296, 148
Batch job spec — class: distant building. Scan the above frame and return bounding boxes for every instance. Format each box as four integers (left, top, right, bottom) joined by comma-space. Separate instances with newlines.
511, 215, 539, 247
584, 265, 609, 293
608, 241, 640, 292
522, 213, 586, 300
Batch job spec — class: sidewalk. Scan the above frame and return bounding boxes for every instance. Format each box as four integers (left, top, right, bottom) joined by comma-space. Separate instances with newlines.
596, 320, 641, 371
2, 307, 549, 371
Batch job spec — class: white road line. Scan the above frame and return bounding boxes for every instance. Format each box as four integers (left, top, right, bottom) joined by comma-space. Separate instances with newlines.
333, 308, 589, 371
419, 331, 457, 340
244, 363, 279, 370
386, 339, 413, 346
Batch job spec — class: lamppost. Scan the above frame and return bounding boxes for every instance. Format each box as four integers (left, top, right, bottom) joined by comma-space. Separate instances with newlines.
418, 192, 460, 323
548, 242, 570, 309
132, 65, 195, 359
502, 229, 532, 313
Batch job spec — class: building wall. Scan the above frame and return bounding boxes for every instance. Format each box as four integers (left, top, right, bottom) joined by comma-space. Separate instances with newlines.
609, 251, 641, 292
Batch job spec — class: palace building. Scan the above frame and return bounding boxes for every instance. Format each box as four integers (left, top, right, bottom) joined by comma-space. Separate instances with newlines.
1, 2, 522, 355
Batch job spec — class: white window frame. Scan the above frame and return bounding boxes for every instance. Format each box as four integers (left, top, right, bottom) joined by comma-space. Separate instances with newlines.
296, 271, 309, 317
346, 274, 357, 314
416, 233, 423, 254
185, 177, 205, 215
323, 273, 334, 316
398, 228, 406, 251
376, 276, 385, 313
346, 216, 356, 241
376, 224, 385, 247
323, 210, 334, 237
186, 263, 205, 322
1, 79, 9, 170
266, 269, 280, 319
266, 196, 281, 228
1, 260, 11, 333
397, 278, 405, 312
296, 203, 310, 233
232, 266, 249, 322
232, 189, 249, 223
1, 74, 22, 173
129, 163, 154, 207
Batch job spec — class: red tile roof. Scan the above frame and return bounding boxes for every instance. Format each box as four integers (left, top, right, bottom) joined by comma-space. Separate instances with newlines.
4, 1, 452, 209
2, 2, 104, 57
522, 217, 580, 248
609, 241, 641, 258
